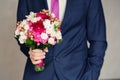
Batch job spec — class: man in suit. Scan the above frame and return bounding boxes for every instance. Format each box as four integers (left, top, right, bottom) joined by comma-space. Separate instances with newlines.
17, 0, 107, 80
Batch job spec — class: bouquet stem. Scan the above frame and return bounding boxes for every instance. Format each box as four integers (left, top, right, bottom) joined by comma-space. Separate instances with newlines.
35, 65, 45, 72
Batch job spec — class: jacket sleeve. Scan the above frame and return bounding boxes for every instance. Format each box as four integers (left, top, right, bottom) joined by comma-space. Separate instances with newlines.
16, 0, 29, 57
83, 0, 107, 80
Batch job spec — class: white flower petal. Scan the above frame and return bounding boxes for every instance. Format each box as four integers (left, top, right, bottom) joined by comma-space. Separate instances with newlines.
24, 25, 29, 30
43, 19, 51, 29
19, 35, 27, 44
48, 37, 56, 45
56, 31, 62, 39
15, 30, 20, 36
40, 33, 48, 40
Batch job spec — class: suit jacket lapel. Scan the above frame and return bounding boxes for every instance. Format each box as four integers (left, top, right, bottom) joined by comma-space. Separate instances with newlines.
61, 0, 71, 28
54, 0, 72, 56
43, 0, 48, 10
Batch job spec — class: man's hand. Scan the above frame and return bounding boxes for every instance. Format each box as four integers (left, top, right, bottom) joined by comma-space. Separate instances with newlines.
29, 48, 48, 65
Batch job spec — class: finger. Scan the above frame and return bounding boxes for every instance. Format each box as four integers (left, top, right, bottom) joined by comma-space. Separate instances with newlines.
31, 51, 46, 57
32, 49, 43, 53
32, 55, 46, 61
29, 51, 34, 57
32, 59, 43, 65
30, 54, 46, 61
43, 48, 48, 52
28, 48, 32, 55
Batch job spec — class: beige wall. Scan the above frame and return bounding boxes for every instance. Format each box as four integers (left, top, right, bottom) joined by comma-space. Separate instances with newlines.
100, 0, 120, 79
0, 0, 120, 80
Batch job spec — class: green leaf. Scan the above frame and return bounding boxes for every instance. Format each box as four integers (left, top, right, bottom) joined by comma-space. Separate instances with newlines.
54, 25, 58, 32
26, 38, 36, 49
37, 43, 51, 50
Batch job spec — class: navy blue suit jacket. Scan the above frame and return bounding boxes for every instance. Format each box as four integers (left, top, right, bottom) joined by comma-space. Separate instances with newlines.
17, 0, 107, 80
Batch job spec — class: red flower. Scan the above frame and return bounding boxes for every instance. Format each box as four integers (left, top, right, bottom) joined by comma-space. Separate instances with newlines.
36, 12, 50, 20
31, 20, 45, 34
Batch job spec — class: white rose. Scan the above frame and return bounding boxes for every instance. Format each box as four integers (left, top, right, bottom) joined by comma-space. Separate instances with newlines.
40, 33, 48, 40
21, 20, 28, 26
50, 30, 56, 37
46, 28, 53, 34
26, 12, 41, 22
31, 17, 40, 23
24, 25, 29, 30
51, 23, 55, 28
26, 12, 35, 20
19, 35, 27, 44
43, 19, 51, 29
15, 30, 20, 36
30, 12, 35, 16
55, 31, 62, 40
32, 18, 37, 22
48, 37, 56, 45
20, 32, 25, 36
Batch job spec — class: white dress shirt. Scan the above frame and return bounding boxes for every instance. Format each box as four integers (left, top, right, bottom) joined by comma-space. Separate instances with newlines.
47, 0, 67, 21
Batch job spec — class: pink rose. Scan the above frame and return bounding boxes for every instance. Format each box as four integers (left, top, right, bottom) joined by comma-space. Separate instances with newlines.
33, 32, 48, 44
37, 59, 44, 66
33, 32, 41, 43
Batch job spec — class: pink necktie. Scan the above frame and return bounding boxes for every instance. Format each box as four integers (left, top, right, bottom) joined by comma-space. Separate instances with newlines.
51, 0, 59, 18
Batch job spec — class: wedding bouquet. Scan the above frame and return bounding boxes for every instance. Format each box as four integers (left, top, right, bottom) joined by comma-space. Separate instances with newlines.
15, 9, 62, 72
